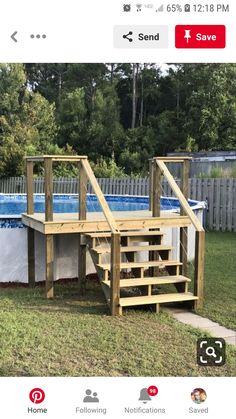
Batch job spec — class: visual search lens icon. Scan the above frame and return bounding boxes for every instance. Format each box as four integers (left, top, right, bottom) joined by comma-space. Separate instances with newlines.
29, 388, 45, 404
206, 346, 217, 357
197, 338, 226, 366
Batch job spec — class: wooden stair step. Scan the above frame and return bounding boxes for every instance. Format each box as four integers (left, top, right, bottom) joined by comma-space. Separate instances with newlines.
93, 244, 173, 254
97, 260, 182, 271
119, 293, 198, 307
103, 275, 191, 288
85, 231, 165, 238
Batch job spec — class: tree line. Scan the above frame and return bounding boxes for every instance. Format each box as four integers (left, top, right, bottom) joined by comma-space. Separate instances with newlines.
0, 63, 235, 178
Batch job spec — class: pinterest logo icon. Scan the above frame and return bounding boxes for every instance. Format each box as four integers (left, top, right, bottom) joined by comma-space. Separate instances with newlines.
29, 388, 45, 404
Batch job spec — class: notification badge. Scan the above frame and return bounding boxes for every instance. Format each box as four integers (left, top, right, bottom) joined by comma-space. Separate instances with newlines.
175, 25, 226, 48
147, 385, 158, 397
29, 388, 45, 404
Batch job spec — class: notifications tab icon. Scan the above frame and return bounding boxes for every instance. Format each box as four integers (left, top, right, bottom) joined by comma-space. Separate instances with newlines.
175, 25, 226, 49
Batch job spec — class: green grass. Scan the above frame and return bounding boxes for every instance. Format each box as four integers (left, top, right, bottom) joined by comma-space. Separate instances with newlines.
0, 232, 235, 377
194, 232, 236, 330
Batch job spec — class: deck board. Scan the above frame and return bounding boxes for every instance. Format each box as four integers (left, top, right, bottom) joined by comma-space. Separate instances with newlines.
22, 211, 191, 235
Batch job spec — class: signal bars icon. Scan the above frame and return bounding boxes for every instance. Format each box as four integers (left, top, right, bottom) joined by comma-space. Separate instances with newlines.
156, 4, 164, 12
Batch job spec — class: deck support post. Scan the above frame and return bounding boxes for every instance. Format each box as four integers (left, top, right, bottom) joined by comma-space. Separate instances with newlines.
26, 160, 35, 287
45, 234, 54, 299
44, 158, 54, 298
194, 230, 205, 309
28, 227, 35, 286
110, 232, 121, 316
180, 160, 189, 276
78, 162, 87, 294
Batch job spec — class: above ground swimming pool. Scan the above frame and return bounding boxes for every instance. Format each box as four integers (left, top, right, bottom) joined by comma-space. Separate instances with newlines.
0, 193, 205, 282
0, 193, 202, 217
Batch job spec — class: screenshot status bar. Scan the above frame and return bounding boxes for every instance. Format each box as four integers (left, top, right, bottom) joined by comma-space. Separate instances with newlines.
0, 0, 235, 62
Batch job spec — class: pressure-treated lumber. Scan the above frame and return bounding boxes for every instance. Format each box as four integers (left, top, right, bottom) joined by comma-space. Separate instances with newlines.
156, 160, 204, 232
194, 230, 205, 309
28, 227, 35, 286
78, 161, 87, 293
86, 231, 165, 239
93, 244, 173, 254
98, 260, 182, 270
180, 159, 189, 276
78, 235, 86, 294
79, 161, 87, 220
154, 156, 192, 161
45, 234, 54, 299
149, 159, 153, 211
152, 161, 161, 217
103, 275, 191, 288
120, 292, 198, 307
44, 158, 53, 222
21, 214, 191, 235
26, 155, 87, 162
110, 233, 121, 315
81, 159, 119, 234
26, 161, 34, 214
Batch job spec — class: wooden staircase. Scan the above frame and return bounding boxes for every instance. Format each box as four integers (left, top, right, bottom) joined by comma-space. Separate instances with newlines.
85, 229, 198, 315
23, 155, 204, 316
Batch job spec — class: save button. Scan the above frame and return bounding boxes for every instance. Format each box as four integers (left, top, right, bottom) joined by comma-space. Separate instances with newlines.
175, 25, 226, 49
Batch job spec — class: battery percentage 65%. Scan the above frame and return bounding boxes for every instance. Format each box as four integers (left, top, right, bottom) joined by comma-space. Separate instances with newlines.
166, 4, 183, 12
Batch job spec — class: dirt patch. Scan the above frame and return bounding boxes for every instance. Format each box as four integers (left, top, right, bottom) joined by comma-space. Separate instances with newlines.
0, 273, 100, 288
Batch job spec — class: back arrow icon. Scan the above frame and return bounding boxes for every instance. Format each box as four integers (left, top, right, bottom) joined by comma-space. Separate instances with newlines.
11, 31, 18, 43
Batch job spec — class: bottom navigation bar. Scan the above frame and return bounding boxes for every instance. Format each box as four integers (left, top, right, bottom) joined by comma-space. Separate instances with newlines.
0, 377, 234, 418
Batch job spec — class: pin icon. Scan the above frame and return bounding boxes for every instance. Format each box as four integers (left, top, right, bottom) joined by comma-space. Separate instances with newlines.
29, 388, 45, 404
184, 29, 191, 44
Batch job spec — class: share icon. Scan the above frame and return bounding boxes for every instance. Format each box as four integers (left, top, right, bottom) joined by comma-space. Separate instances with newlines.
123, 31, 133, 42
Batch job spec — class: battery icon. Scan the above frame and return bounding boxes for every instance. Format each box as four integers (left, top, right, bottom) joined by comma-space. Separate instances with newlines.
184, 4, 191, 12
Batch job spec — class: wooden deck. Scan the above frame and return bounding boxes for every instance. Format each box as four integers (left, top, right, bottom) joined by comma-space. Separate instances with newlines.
23, 155, 205, 314
22, 211, 191, 235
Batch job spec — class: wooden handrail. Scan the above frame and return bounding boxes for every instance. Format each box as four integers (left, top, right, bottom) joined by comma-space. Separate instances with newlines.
81, 159, 119, 234
153, 156, 192, 161
26, 155, 87, 162
156, 159, 204, 232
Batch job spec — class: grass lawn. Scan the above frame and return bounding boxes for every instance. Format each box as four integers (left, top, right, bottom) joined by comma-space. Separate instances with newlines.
194, 231, 236, 330
0, 232, 235, 377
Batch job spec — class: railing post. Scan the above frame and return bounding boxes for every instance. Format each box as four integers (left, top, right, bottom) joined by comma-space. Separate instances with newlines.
152, 160, 161, 217
44, 157, 53, 222
78, 160, 87, 294
26, 161, 34, 215
180, 160, 189, 276
149, 159, 153, 211
110, 232, 121, 316
194, 230, 205, 309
